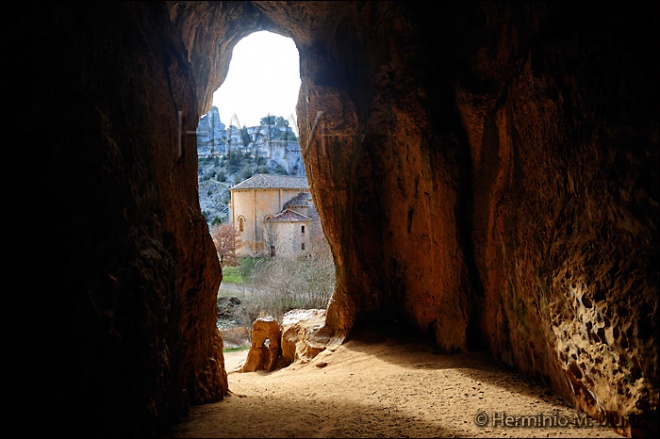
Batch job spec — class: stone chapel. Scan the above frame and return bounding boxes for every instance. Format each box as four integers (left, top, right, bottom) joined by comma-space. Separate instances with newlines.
229, 174, 324, 259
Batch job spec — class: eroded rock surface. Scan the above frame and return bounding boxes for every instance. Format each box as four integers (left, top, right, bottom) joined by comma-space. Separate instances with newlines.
24, 1, 657, 437
241, 317, 282, 372
281, 309, 339, 365
241, 309, 340, 372
174, 2, 659, 436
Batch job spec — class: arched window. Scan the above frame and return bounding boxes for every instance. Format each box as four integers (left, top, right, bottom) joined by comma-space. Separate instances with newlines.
238, 216, 245, 232
301, 225, 305, 234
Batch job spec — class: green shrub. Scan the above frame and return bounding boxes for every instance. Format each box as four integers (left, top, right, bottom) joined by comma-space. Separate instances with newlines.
238, 257, 266, 279
238, 165, 253, 180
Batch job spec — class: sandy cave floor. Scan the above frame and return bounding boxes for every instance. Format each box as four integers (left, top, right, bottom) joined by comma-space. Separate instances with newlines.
168, 329, 624, 438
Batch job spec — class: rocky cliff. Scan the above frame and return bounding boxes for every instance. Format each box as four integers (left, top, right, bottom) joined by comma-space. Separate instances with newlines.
196, 103, 306, 227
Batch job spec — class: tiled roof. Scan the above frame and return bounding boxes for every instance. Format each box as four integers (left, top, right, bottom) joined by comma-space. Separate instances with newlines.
284, 192, 313, 208
230, 174, 309, 191
266, 209, 312, 222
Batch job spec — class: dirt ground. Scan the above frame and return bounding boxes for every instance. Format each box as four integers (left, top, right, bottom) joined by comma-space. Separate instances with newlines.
168, 329, 624, 438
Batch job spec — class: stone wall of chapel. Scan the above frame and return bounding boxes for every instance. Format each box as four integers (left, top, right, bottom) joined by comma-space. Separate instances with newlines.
266, 220, 312, 260
232, 188, 309, 256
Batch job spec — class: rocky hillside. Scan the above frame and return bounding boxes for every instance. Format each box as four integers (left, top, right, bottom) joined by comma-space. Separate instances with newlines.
197, 108, 306, 228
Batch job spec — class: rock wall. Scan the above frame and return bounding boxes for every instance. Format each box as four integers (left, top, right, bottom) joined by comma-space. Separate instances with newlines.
19, 1, 657, 437
450, 4, 659, 434
21, 2, 226, 437
254, 2, 658, 435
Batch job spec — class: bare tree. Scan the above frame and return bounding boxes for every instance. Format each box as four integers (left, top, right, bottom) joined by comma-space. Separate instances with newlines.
245, 230, 335, 322
300, 231, 335, 309
211, 223, 242, 267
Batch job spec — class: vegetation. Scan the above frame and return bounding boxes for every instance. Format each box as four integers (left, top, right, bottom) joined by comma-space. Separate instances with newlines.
258, 115, 298, 141
226, 149, 245, 174
238, 257, 264, 278
218, 257, 263, 285
220, 265, 243, 284
260, 115, 290, 127
238, 164, 253, 180
217, 234, 335, 342
201, 112, 327, 343
211, 223, 242, 267
240, 126, 251, 146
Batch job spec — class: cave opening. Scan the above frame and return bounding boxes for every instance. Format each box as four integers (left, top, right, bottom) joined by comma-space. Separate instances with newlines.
197, 30, 336, 355
212, 30, 301, 137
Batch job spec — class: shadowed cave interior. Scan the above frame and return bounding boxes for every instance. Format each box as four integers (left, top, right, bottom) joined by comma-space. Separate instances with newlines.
19, 1, 658, 438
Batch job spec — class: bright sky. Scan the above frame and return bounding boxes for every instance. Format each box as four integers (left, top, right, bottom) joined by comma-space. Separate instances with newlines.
212, 31, 301, 134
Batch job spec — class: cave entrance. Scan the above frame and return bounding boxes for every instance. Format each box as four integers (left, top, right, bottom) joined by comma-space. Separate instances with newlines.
197, 30, 336, 353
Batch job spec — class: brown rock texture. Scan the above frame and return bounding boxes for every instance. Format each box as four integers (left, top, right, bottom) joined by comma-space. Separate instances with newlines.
281, 309, 338, 365
240, 317, 282, 373
21, 2, 227, 437
240, 309, 339, 372
19, 1, 657, 438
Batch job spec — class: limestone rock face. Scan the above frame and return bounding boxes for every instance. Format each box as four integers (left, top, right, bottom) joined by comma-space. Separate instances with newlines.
23, 2, 227, 437
281, 309, 338, 365
240, 310, 337, 372
240, 317, 282, 373
196, 106, 227, 153
175, 2, 657, 435
22, 1, 657, 437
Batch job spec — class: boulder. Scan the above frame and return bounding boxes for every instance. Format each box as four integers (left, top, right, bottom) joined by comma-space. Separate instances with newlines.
280, 309, 340, 366
240, 317, 282, 372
